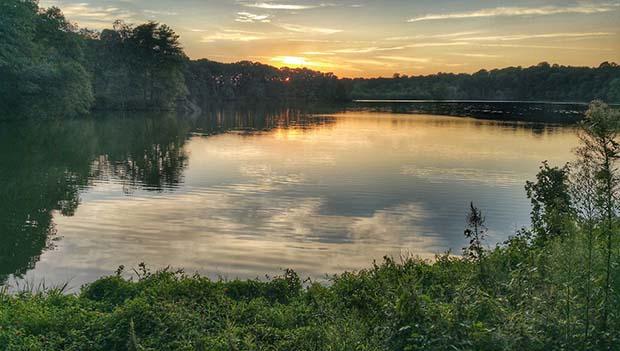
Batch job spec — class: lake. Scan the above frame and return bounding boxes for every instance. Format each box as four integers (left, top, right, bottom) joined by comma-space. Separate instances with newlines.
0, 102, 579, 290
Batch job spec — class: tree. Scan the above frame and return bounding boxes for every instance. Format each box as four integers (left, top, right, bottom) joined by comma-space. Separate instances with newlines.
0, 0, 93, 118
86, 21, 187, 110
525, 161, 573, 243
575, 100, 620, 344
608, 78, 620, 103
463, 202, 487, 261
570, 159, 602, 347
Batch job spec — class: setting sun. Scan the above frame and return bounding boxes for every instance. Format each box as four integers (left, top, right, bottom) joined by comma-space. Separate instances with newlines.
271, 55, 333, 69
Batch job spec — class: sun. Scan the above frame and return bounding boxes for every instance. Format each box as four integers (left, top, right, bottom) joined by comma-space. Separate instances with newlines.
271, 56, 312, 67
280, 56, 309, 66
270, 56, 336, 69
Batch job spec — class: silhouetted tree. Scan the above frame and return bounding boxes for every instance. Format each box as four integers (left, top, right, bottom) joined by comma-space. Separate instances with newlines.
463, 202, 486, 261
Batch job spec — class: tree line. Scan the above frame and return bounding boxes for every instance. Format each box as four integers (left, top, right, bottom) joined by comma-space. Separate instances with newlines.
0, 0, 349, 119
1, 0, 619, 120
352, 62, 620, 102
185, 60, 350, 107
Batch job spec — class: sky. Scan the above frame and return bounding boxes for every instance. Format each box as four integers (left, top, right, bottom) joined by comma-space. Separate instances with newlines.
40, 0, 620, 77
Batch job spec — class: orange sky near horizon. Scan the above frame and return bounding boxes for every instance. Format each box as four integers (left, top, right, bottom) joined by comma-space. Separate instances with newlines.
41, 0, 620, 78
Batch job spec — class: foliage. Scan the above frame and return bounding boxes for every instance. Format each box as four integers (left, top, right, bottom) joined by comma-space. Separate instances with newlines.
463, 202, 486, 261
525, 161, 573, 242
1, 232, 618, 351
84, 21, 188, 110
184, 59, 352, 105
351, 62, 620, 102
0, 0, 93, 117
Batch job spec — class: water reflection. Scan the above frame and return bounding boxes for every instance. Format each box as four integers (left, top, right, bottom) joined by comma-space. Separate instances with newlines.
352, 100, 586, 123
0, 114, 191, 282
0, 121, 93, 281
1, 106, 578, 288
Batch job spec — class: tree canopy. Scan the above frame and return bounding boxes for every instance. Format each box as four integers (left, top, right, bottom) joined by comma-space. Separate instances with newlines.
351, 62, 620, 103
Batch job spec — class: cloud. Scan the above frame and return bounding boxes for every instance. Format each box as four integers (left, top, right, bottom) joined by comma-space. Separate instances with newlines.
278, 23, 342, 34
333, 45, 406, 54
455, 32, 614, 41
143, 9, 178, 16
376, 56, 430, 63
302, 51, 332, 55
406, 42, 470, 48
344, 58, 395, 66
451, 53, 503, 58
408, 3, 620, 22
480, 43, 614, 51
313, 42, 470, 56
236, 11, 271, 23
56, 2, 137, 28
386, 31, 482, 41
243, 2, 320, 10
201, 29, 266, 42
286, 38, 338, 43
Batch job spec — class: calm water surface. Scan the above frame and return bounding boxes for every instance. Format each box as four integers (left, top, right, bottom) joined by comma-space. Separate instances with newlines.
0, 104, 578, 289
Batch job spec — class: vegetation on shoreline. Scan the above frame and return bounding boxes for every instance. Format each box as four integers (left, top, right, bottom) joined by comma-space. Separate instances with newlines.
2, 0, 619, 120
351, 63, 620, 102
2, 101, 619, 350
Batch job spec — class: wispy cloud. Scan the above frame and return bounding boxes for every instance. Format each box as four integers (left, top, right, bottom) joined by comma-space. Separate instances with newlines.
244, 2, 320, 10
201, 29, 266, 42
57, 2, 137, 28
333, 45, 406, 53
302, 51, 332, 55
286, 38, 338, 43
313, 41, 471, 55
456, 32, 614, 41
451, 53, 503, 58
143, 9, 178, 16
408, 3, 620, 22
480, 43, 614, 51
386, 31, 482, 41
278, 23, 342, 34
406, 42, 470, 48
236, 12, 271, 23
376, 56, 430, 63
344, 58, 395, 66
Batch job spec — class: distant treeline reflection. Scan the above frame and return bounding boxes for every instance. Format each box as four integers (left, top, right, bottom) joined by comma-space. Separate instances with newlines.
0, 114, 188, 281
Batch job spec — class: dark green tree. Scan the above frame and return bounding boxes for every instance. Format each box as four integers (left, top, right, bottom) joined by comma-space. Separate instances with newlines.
525, 161, 573, 242
0, 0, 93, 118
